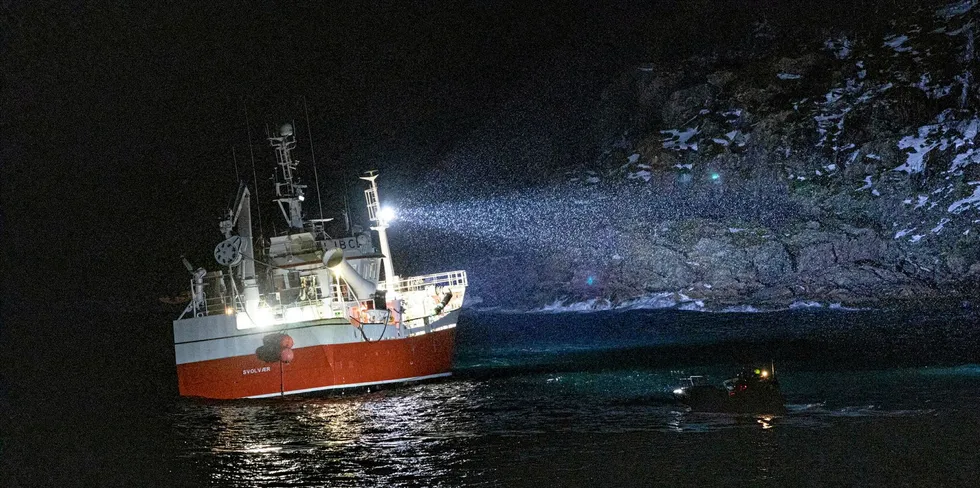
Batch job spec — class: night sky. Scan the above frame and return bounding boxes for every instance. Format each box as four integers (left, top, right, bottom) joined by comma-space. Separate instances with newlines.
4, 1, 657, 306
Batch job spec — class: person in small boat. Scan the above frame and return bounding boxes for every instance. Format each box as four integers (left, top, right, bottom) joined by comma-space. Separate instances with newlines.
732, 368, 778, 394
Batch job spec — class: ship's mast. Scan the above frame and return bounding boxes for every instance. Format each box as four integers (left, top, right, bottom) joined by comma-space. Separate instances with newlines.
360, 171, 396, 288
268, 123, 306, 230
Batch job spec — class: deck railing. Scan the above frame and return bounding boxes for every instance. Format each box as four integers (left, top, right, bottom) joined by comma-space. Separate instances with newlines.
185, 270, 467, 318
381, 270, 468, 293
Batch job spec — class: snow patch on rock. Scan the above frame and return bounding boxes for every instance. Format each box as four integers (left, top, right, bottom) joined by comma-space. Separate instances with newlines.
661, 127, 700, 151
948, 184, 980, 214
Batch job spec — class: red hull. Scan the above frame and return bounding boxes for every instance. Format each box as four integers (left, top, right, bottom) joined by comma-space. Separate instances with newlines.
177, 327, 455, 399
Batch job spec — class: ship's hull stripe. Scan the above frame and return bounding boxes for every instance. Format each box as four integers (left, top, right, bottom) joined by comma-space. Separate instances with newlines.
175, 322, 376, 365
175, 321, 335, 345
245, 372, 452, 398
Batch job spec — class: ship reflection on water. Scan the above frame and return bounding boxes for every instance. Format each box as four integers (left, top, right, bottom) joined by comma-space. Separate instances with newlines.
190, 382, 481, 486
174, 308, 980, 487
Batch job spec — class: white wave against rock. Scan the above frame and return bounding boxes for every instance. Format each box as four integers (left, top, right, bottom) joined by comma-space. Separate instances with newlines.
720, 305, 761, 313
618, 293, 679, 310
533, 298, 616, 313
789, 301, 825, 309
522, 294, 873, 315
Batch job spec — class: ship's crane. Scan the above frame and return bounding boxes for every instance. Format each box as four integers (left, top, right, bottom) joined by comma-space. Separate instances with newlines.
219, 183, 251, 240
214, 182, 259, 316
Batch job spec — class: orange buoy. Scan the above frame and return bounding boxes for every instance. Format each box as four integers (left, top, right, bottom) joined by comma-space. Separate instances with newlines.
280, 348, 294, 363
279, 335, 294, 349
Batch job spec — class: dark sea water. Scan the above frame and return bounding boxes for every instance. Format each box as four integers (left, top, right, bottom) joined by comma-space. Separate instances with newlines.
165, 307, 980, 487
4, 306, 979, 487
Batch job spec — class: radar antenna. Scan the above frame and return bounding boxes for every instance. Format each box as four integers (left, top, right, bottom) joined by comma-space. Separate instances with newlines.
268, 123, 307, 230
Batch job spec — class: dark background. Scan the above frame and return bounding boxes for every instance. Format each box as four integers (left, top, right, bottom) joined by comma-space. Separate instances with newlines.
1, 1, 907, 485
1, 0, 900, 305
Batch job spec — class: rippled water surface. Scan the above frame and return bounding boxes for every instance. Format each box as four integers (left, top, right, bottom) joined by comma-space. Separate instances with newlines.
172, 308, 980, 487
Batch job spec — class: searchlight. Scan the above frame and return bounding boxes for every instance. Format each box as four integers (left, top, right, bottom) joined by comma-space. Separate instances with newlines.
379, 206, 396, 223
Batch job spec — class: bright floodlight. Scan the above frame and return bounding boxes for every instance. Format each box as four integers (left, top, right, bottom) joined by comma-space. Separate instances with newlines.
379, 206, 396, 223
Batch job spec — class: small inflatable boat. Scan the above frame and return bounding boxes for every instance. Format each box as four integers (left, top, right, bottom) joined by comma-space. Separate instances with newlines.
673, 368, 786, 414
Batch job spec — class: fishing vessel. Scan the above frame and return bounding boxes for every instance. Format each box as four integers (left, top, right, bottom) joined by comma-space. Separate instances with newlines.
172, 123, 467, 399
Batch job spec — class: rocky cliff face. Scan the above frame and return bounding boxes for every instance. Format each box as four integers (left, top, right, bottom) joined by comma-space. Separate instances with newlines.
415, 0, 980, 309
581, 0, 980, 307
